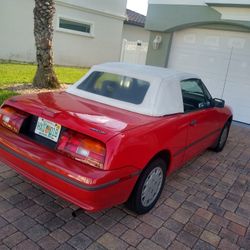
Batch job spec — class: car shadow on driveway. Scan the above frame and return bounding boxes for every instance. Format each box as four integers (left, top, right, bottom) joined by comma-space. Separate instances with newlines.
0, 123, 250, 249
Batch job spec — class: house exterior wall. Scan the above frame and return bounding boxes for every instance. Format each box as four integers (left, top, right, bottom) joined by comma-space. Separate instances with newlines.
145, 2, 250, 66
148, 0, 250, 6
145, 0, 250, 124
0, 0, 36, 62
122, 24, 150, 43
58, 0, 127, 16
146, 32, 172, 67
0, 0, 126, 67
54, 2, 125, 66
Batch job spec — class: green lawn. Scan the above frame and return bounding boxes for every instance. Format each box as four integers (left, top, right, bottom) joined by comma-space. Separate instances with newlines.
0, 90, 19, 105
0, 62, 89, 87
0, 62, 89, 105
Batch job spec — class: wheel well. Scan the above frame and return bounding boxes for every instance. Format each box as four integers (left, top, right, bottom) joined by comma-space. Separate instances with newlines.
149, 150, 171, 170
127, 150, 171, 206
228, 116, 233, 124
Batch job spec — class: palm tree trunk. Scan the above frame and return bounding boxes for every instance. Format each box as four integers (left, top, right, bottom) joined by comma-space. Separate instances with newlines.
33, 0, 60, 88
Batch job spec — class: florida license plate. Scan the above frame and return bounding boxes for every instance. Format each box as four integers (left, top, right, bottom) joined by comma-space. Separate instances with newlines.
35, 117, 61, 142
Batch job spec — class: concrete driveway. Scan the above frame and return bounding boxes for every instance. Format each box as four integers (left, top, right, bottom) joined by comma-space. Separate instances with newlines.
0, 123, 249, 250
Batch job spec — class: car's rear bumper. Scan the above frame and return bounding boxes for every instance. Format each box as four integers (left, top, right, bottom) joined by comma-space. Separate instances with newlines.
0, 126, 140, 212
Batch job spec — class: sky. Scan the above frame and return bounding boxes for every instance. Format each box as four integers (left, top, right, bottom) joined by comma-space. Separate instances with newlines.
126, 0, 148, 15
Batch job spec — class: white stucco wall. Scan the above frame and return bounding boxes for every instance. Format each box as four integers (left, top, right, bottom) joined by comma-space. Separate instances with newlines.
148, 0, 250, 5
54, 2, 125, 66
122, 24, 150, 43
212, 6, 250, 21
149, 0, 250, 5
0, 0, 36, 62
58, 0, 127, 16
0, 0, 126, 66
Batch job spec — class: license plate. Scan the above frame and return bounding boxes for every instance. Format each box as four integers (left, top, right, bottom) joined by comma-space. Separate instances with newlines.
35, 117, 61, 142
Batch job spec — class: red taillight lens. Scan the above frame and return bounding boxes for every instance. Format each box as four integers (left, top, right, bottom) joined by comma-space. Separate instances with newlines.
57, 130, 106, 169
0, 106, 28, 133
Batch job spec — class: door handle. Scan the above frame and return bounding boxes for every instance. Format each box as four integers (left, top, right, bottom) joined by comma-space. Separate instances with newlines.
189, 120, 197, 126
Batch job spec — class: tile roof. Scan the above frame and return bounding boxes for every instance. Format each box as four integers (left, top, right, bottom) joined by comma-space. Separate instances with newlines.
125, 9, 146, 27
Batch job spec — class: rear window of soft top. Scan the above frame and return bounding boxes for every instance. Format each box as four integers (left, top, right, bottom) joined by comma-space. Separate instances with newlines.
77, 71, 150, 104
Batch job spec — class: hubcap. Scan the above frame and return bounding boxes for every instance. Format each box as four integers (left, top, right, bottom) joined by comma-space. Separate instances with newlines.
219, 125, 229, 147
141, 167, 163, 207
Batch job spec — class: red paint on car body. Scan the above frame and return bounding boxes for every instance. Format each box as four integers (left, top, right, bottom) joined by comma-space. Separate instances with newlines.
0, 89, 232, 212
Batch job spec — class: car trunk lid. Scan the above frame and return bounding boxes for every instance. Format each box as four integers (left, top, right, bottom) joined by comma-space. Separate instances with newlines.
4, 91, 159, 143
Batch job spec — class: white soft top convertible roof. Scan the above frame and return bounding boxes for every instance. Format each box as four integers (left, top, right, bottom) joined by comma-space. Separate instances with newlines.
67, 62, 199, 116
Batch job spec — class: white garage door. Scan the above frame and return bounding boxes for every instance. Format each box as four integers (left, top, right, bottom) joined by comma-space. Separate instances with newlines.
168, 28, 250, 124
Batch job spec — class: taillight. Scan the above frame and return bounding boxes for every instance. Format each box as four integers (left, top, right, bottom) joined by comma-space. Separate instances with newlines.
57, 130, 106, 169
0, 106, 28, 133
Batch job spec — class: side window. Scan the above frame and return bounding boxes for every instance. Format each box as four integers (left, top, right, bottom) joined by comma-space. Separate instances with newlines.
181, 79, 209, 112
199, 80, 212, 101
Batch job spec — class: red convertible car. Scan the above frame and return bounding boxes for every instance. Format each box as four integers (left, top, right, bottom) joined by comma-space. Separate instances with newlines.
0, 63, 232, 214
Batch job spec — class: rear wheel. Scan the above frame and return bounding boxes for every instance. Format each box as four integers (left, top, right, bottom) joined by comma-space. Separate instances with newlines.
212, 121, 231, 152
126, 158, 166, 214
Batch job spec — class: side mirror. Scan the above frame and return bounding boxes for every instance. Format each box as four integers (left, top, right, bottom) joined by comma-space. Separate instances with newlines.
213, 98, 225, 108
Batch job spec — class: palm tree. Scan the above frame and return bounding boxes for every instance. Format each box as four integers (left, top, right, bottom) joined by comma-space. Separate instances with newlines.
33, 0, 60, 88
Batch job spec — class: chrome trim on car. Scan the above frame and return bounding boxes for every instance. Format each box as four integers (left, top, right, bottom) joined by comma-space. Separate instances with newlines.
0, 143, 139, 191
90, 127, 107, 134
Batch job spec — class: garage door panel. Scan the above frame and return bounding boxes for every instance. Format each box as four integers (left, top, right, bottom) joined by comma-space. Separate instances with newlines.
204, 78, 225, 98
223, 82, 250, 101
226, 74, 250, 86
170, 48, 229, 76
168, 28, 250, 124
228, 105, 250, 125
228, 51, 250, 80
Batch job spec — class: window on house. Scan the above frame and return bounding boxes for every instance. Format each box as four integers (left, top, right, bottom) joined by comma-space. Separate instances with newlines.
59, 18, 92, 34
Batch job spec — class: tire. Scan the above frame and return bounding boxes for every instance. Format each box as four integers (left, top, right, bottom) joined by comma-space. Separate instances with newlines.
212, 121, 231, 152
126, 158, 167, 214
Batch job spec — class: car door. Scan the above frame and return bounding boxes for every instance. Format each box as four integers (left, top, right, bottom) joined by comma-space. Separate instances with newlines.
180, 79, 220, 163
